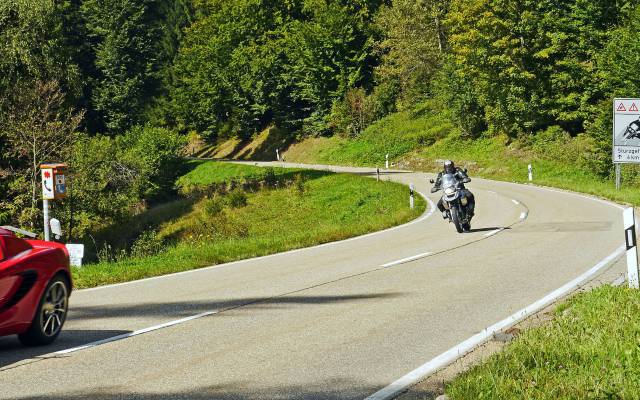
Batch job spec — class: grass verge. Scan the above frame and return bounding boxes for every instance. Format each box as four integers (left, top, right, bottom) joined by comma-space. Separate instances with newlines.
446, 285, 640, 399
73, 163, 425, 288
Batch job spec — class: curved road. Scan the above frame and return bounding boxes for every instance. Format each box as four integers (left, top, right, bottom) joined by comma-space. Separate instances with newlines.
0, 163, 626, 399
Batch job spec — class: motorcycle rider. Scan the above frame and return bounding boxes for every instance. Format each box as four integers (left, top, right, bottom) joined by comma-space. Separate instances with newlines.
430, 160, 475, 219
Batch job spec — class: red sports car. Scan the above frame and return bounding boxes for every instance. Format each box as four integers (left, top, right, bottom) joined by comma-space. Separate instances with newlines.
0, 227, 72, 346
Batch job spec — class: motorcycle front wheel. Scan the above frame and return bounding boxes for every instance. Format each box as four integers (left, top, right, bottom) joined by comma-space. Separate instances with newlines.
450, 207, 464, 233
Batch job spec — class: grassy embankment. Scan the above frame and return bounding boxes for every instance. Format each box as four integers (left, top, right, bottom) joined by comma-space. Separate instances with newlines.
280, 110, 640, 398
72, 161, 425, 288
284, 110, 640, 206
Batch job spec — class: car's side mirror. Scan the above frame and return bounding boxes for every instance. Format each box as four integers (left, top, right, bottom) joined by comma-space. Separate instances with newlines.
50, 218, 63, 240
463, 168, 468, 173
429, 179, 434, 184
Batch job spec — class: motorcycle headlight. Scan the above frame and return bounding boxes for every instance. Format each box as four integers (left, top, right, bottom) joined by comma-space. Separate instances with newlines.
444, 187, 455, 196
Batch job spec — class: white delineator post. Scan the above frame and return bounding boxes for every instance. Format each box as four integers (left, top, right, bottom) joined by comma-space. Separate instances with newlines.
385, 154, 389, 169
528, 164, 533, 182
623, 207, 639, 288
409, 183, 415, 209
276, 148, 280, 161
376, 168, 380, 182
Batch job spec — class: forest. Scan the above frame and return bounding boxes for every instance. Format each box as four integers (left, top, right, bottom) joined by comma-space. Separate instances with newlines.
1, 0, 639, 238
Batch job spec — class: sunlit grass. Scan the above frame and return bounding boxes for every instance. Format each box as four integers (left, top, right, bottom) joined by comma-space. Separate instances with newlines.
446, 285, 640, 399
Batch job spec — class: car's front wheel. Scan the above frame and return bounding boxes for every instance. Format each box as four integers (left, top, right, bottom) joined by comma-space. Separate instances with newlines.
18, 275, 69, 346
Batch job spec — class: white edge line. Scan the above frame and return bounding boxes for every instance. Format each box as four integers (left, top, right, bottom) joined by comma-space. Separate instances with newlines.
511, 199, 519, 205
50, 310, 219, 356
79, 191, 436, 294
364, 244, 625, 400
520, 211, 527, 220
382, 252, 432, 268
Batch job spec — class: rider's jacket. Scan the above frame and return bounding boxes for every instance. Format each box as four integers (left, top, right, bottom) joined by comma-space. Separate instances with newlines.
432, 167, 471, 192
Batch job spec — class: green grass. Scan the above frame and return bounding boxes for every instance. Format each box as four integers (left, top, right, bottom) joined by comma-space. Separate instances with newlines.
73, 164, 425, 288
286, 110, 640, 206
285, 108, 453, 167
177, 160, 297, 187
446, 285, 640, 399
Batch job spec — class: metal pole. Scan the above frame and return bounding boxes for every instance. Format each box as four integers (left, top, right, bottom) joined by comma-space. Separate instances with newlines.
623, 207, 639, 288
616, 163, 621, 190
43, 199, 51, 241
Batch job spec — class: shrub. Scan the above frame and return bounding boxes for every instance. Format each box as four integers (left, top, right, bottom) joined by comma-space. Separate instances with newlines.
130, 230, 164, 258
227, 189, 248, 208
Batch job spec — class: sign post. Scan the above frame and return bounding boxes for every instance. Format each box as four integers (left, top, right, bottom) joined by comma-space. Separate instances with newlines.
623, 207, 639, 289
613, 98, 640, 189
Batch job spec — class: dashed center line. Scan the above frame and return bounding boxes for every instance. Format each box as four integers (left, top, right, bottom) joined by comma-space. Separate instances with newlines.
382, 252, 432, 268
483, 229, 503, 237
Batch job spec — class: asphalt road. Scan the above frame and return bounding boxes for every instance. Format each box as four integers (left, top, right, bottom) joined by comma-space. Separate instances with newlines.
0, 163, 626, 399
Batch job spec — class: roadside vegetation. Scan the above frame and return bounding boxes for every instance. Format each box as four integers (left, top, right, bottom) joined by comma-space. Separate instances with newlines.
72, 161, 424, 288
446, 285, 640, 399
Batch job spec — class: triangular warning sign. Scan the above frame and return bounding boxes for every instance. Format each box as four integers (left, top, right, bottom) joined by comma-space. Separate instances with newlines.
618, 103, 627, 112
630, 103, 638, 112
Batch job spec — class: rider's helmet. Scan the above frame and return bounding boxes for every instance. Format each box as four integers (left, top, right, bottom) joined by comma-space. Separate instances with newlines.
444, 160, 455, 174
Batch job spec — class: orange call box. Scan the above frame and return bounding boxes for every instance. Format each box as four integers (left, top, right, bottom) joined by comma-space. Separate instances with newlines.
41, 163, 68, 200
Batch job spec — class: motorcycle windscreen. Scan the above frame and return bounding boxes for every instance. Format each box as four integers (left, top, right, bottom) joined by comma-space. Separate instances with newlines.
441, 173, 457, 189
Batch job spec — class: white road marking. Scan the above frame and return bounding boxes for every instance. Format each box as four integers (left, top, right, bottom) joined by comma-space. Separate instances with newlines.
486, 190, 497, 194
520, 211, 528, 220
511, 199, 520, 205
50, 311, 219, 356
363, 244, 625, 400
483, 229, 503, 237
382, 252, 432, 268
80, 192, 436, 294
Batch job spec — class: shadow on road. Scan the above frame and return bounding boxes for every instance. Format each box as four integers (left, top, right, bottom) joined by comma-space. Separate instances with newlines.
69, 293, 404, 322
466, 226, 510, 233
8, 380, 386, 400
0, 329, 131, 369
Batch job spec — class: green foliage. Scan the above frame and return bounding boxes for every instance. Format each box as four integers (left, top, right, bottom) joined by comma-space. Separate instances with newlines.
227, 189, 248, 208
68, 126, 185, 238
329, 88, 379, 137
80, 0, 190, 134
171, 0, 384, 139
374, 0, 449, 106
443, 0, 634, 137
130, 229, 164, 258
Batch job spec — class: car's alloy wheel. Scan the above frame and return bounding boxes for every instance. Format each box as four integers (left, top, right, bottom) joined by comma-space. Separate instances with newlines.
18, 276, 69, 346
40, 281, 68, 337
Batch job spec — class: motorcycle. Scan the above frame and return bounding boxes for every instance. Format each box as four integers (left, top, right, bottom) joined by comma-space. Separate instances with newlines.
430, 173, 473, 233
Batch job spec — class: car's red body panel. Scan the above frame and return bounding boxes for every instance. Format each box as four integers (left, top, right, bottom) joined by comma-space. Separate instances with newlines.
0, 228, 72, 337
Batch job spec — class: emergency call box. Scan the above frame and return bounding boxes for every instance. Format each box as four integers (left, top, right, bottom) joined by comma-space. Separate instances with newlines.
41, 163, 68, 200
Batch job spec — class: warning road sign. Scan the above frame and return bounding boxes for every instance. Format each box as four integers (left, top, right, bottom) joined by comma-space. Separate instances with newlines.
613, 98, 640, 164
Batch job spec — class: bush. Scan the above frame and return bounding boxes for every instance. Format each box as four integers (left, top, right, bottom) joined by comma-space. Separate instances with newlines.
227, 189, 248, 208
130, 230, 164, 258
203, 196, 225, 218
